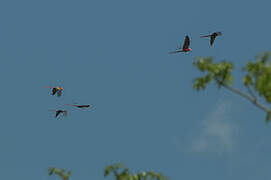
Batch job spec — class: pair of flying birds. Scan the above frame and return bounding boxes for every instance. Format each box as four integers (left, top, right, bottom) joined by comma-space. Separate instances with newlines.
45, 86, 91, 118
168, 32, 222, 54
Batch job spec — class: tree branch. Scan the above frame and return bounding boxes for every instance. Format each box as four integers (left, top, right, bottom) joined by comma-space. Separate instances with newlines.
215, 79, 270, 113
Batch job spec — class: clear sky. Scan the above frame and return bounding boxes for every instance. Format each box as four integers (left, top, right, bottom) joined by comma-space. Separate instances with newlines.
0, 0, 271, 179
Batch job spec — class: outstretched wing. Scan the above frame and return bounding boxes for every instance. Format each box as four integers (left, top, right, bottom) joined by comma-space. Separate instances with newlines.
55, 111, 61, 118
210, 32, 222, 46
52, 88, 57, 95
210, 35, 216, 46
214, 32, 222, 36
77, 105, 90, 108
182, 35, 190, 50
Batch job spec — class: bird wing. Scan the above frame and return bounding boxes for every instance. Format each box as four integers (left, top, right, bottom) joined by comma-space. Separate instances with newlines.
52, 88, 57, 95
182, 35, 190, 50
78, 105, 90, 108
57, 90, 62, 97
214, 32, 222, 36
210, 35, 216, 46
56, 111, 61, 118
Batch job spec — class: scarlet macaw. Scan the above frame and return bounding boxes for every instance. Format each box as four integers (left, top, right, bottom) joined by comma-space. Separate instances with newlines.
200, 32, 222, 46
44, 86, 63, 97
67, 104, 91, 109
49, 109, 67, 118
168, 35, 192, 54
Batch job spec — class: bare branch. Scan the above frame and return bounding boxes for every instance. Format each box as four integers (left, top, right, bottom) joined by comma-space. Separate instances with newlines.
215, 79, 270, 113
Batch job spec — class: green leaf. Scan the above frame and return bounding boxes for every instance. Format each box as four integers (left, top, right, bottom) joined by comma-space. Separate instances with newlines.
104, 164, 168, 180
48, 167, 56, 176
193, 57, 234, 91
266, 112, 271, 123
243, 75, 252, 86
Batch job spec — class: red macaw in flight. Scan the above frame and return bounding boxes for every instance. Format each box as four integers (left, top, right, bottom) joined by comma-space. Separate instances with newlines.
67, 103, 91, 109
168, 35, 192, 54
49, 109, 67, 118
44, 86, 63, 97
200, 32, 222, 46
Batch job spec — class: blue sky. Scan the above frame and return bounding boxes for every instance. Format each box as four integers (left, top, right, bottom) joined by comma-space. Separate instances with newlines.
0, 0, 271, 179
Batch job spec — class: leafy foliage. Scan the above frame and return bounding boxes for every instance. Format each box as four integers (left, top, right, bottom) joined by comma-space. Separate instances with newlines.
48, 164, 168, 180
193, 57, 234, 90
265, 111, 271, 123
48, 167, 71, 180
243, 52, 271, 103
104, 163, 168, 180
47, 53, 271, 180
193, 52, 271, 123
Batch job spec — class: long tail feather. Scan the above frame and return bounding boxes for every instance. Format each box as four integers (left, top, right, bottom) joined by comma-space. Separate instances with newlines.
66, 104, 76, 107
168, 50, 183, 54
200, 35, 210, 38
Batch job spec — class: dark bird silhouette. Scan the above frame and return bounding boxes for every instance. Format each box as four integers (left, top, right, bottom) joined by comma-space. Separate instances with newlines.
168, 35, 192, 54
67, 104, 91, 109
49, 109, 67, 118
200, 32, 222, 46
44, 86, 63, 97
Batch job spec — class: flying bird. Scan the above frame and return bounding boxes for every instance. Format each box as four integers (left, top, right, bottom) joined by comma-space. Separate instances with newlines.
67, 104, 91, 109
49, 109, 67, 118
168, 35, 192, 54
200, 32, 222, 46
44, 86, 63, 97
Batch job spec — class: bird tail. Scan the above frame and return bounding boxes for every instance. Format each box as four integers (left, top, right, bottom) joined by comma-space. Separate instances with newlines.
168, 50, 183, 54
200, 35, 210, 38
66, 104, 77, 107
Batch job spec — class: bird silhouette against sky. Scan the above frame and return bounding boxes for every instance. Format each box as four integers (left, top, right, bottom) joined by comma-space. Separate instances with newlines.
67, 104, 91, 109
44, 86, 63, 97
200, 32, 222, 46
168, 35, 192, 54
49, 109, 67, 118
